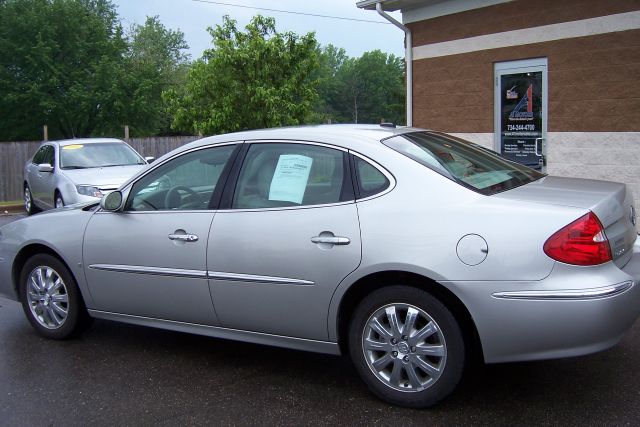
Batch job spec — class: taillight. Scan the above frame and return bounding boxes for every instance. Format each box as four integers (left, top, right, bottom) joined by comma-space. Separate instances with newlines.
543, 212, 612, 266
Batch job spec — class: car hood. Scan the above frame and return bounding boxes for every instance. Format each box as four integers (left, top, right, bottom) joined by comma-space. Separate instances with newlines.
61, 165, 146, 188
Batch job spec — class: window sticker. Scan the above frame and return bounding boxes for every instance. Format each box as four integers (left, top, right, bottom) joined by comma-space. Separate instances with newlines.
268, 154, 313, 204
62, 144, 84, 150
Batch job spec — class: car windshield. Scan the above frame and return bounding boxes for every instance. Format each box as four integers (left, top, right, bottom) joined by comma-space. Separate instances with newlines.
383, 131, 545, 195
60, 143, 144, 169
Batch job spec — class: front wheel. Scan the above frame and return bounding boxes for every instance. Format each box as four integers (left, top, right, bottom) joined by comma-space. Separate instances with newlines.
349, 286, 465, 408
24, 184, 39, 215
19, 254, 91, 339
54, 192, 65, 209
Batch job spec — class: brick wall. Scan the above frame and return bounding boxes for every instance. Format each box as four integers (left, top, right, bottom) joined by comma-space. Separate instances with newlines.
412, 29, 640, 133
407, 0, 639, 46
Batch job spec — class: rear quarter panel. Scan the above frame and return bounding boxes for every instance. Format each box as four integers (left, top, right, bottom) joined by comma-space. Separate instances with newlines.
328, 148, 587, 340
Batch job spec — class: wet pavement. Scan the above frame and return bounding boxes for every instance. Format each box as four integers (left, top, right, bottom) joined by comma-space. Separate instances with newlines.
1, 214, 639, 425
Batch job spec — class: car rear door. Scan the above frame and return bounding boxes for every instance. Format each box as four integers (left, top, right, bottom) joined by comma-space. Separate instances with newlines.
83, 143, 239, 325
207, 141, 362, 341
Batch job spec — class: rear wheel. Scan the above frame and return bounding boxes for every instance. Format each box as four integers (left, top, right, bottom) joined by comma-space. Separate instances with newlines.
349, 286, 465, 408
19, 254, 91, 339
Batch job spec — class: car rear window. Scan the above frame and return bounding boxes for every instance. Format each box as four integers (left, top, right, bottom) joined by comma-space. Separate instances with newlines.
383, 131, 544, 195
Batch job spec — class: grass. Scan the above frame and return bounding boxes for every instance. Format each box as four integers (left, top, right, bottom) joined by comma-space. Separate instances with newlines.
0, 200, 21, 207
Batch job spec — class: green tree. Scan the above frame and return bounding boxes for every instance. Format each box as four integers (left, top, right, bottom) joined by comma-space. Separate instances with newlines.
312, 49, 405, 125
308, 44, 348, 123
336, 50, 405, 125
0, 0, 128, 140
164, 15, 319, 135
124, 16, 190, 136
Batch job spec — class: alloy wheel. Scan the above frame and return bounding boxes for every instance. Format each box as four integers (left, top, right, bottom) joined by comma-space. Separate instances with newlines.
25, 266, 69, 329
362, 303, 447, 392
24, 187, 32, 213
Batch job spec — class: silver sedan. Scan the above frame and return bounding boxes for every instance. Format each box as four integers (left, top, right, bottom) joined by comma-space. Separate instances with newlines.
1, 125, 639, 407
23, 138, 150, 214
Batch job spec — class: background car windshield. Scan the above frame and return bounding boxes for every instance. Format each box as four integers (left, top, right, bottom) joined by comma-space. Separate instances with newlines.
60, 143, 144, 169
383, 132, 544, 195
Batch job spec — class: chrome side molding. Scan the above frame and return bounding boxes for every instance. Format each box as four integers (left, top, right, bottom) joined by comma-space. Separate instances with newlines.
89, 264, 207, 279
492, 281, 633, 300
207, 271, 314, 286
88, 264, 314, 286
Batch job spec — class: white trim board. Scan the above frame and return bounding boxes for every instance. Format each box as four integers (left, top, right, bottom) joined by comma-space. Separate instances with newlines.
402, 0, 511, 24
413, 11, 640, 60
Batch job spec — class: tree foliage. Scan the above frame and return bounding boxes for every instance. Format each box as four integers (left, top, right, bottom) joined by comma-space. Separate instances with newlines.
164, 15, 319, 135
0, 1, 190, 140
124, 16, 190, 136
308, 44, 348, 123
319, 49, 405, 125
0, 0, 127, 140
0, 2, 405, 141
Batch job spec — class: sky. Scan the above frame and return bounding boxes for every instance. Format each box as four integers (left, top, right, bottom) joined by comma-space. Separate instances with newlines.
112, 0, 405, 59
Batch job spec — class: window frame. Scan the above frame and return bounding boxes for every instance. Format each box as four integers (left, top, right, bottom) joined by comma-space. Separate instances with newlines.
349, 151, 395, 201
220, 140, 356, 211
32, 146, 47, 165
120, 142, 241, 213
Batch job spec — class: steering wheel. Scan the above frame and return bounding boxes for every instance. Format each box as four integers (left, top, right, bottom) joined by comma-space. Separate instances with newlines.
164, 186, 198, 209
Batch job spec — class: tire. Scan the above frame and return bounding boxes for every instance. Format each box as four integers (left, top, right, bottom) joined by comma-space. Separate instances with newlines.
19, 254, 91, 340
24, 184, 39, 215
54, 192, 64, 209
348, 286, 465, 408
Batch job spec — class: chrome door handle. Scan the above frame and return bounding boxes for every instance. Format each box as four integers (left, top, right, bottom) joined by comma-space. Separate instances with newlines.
168, 233, 199, 242
535, 138, 544, 156
311, 236, 350, 245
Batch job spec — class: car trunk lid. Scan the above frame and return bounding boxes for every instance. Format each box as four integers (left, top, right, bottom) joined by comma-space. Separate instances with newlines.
495, 176, 637, 267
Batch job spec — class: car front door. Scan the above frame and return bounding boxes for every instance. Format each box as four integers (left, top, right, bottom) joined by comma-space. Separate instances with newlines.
207, 142, 362, 340
83, 143, 238, 325
30, 145, 56, 208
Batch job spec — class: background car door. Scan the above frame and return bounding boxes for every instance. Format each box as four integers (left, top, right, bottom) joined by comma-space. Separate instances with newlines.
30, 145, 56, 208
207, 142, 361, 341
83, 144, 238, 325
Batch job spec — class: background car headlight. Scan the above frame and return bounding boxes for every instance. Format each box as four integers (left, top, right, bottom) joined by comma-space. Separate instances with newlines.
76, 185, 104, 198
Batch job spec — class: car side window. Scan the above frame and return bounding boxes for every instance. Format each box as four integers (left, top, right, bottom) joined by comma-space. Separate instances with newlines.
126, 145, 236, 211
233, 143, 349, 209
42, 146, 55, 167
355, 157, 390, 199
32, 146, 48, 164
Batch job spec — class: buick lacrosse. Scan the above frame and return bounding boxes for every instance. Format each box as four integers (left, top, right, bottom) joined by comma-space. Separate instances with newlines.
1, 125, 638, 407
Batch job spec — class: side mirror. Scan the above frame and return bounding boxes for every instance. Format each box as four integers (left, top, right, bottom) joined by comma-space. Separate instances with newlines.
38, 163, 53, 173
101, 191, 124, 212
145, 156, 155, 164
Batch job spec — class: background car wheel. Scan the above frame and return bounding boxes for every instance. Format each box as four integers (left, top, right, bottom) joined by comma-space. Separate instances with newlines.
24, 184, 39, 215
349, 285, 465, 408
19, 254, 91, 339
54, 192, 64, 208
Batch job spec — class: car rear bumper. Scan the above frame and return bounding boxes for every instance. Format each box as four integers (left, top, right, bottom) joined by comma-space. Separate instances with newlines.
447, 239, 640, 363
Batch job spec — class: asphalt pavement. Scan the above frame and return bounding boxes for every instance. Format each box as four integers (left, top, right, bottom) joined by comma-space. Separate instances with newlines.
1, 212, 639, 426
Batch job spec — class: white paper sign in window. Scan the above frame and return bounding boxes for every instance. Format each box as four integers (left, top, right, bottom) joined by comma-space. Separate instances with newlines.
269, 155, 313, 204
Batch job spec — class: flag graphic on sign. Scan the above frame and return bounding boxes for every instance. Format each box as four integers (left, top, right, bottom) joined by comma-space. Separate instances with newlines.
508, 84, 534, 121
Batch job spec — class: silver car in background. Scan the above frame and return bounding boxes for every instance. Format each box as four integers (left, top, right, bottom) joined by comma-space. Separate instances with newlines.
23, 138, 150, 214
1, 125, 639, 408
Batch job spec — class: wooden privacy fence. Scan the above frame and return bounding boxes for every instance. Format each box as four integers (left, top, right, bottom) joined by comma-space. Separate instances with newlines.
0, 136, 199, 202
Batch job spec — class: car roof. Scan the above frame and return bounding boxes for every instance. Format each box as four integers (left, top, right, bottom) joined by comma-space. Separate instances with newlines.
46, 138, 126, 147
179, 124, 423, 153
